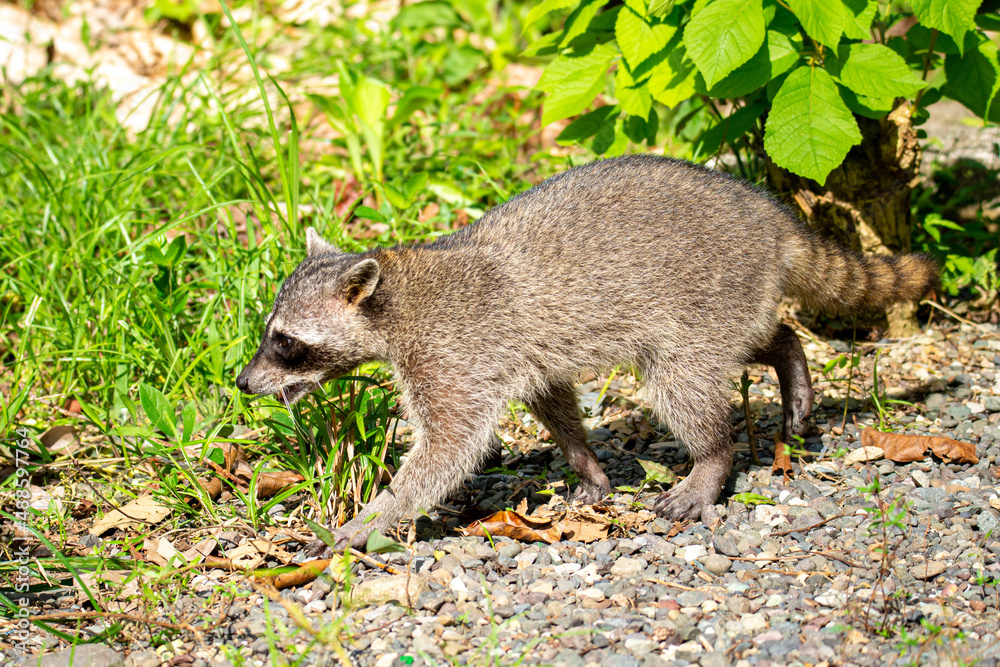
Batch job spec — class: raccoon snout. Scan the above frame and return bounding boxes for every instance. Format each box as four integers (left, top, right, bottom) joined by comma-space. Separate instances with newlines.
235, 370, 254, 394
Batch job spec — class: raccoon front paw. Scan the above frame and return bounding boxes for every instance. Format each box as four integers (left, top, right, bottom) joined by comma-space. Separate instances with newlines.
302, 538, 335, 560
571, 479, 611, 505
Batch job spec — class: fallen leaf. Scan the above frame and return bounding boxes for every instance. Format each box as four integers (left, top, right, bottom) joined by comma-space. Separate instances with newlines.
861, 429, 978, 464
39, 425, 79, 455
637, 458, 677, 485
255, 470, 306, 497
91, 495, 172, 536
772, 439, 793, 478
559, 519, 609, 543
460, 510, 564, 544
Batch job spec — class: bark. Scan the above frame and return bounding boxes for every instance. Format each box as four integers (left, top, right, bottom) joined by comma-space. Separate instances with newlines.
765, 102, 923, 337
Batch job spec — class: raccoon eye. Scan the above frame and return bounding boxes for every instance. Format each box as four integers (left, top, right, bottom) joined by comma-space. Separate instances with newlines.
274, 334, 292, 349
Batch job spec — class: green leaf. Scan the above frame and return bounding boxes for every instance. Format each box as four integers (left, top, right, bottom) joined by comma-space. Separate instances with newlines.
523, 0, 577, 33
615, 64, 653, 117
906, 24, 961, 55
910, 0, 980, 55
694, 101, 767, 157
557, 105, 620, 143
764, 65, 861, 184
388, 86, 440, 130
181, 402, 195, 445
384, 184, 408, 209
615, 7, 677, 70
205, 447, 226, 466
976, 13, 1000, 32
393, 1, 461, 30
623, 107, 659, 144
139, 383, 176, 438
442, 45, 484, 86
647, 0, 674, 17
537, 43, 617, 124
943, 31, 1000, 119
834, 43, 926, 98
732, 492, 776, 506
560, 0, 607, 47
366, 530, 407, 554
838, 87, 895, 118
354, 206, 387, 222
705, 29, 799, 98
683, 0, 765, 88
841, 0, 877, 40
637, 458, 677, 484
404, 172, 429, 202
303, 518, 340, 549
647, 48, 698, 107
786, 0, 848, 47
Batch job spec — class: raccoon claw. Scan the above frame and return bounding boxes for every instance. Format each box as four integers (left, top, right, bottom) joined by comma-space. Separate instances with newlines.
653, 480, 718, 523
302, 538, 335, 560
571, 480, 611, 505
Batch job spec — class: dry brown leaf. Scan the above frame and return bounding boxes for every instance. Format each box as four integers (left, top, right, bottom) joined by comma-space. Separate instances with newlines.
256, 471, 306, 497
223, 543, 266, 570
91, 495, 172, 536
198, 477, 223, 500
39, 425, 79, 455
459, 511, 565, 544
559, 519, 609, 543
772, 439, 793, 479
861, 428, 978, 464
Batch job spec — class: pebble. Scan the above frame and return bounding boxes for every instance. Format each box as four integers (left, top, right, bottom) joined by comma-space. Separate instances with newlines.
21, 323, 1000, 667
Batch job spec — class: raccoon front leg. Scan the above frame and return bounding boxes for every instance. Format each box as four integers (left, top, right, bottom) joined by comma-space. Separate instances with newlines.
527, 382, 611, 505
306, 393, 505, 555
644, 366, 733, 522
749, 324, 813, 441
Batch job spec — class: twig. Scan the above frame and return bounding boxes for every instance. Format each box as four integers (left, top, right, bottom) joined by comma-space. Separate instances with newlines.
921, 299, 977, 327
772, 512, 850, 537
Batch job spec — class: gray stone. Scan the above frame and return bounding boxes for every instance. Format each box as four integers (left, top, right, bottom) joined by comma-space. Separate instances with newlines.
25, 645, 125, 667
611, 557, 645, 578
617, 538, 641, 555
588, 427, 614, 442
702, 554, 733, 575
713, 533, 741, 557
925, 393, 948, 412
676, 590, 708, 607
978, 510, 1000, 538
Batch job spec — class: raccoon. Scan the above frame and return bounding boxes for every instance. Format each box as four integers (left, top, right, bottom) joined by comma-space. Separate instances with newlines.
236, 155, 937, 553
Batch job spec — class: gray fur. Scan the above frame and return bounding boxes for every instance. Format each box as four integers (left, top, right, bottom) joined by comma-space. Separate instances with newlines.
236, 155, 937, 553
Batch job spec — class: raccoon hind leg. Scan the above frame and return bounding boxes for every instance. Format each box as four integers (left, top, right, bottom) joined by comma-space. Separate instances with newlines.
748, 323, 813, 441
527, 381, 611, 505
642, 359, 733, 523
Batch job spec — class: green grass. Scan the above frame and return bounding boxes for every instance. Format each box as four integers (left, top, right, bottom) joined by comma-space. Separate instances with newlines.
0, 0, 562, 568
0, 3, 567, 654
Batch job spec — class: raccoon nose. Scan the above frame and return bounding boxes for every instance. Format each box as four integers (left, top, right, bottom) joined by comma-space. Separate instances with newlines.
236, 373, 250, 393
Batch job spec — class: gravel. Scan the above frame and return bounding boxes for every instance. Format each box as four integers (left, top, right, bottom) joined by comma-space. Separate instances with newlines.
13, 322, 1000, 667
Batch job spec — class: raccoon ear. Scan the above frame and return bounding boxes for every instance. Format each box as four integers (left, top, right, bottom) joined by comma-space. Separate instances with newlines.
340, 258, 380, 306
306, 227, 338, 257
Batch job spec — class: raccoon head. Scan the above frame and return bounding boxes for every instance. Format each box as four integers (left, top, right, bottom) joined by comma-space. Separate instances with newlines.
235, 228, 386, 404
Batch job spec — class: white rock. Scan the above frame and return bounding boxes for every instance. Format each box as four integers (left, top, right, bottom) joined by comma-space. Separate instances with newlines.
968, 402, 986, 414
911, 470, 931, 487
553, 562, 581, 576
610, 557, 645, 577
678, 545, 708, 563
753, 505, 787, 527
845, 446, 884, 465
